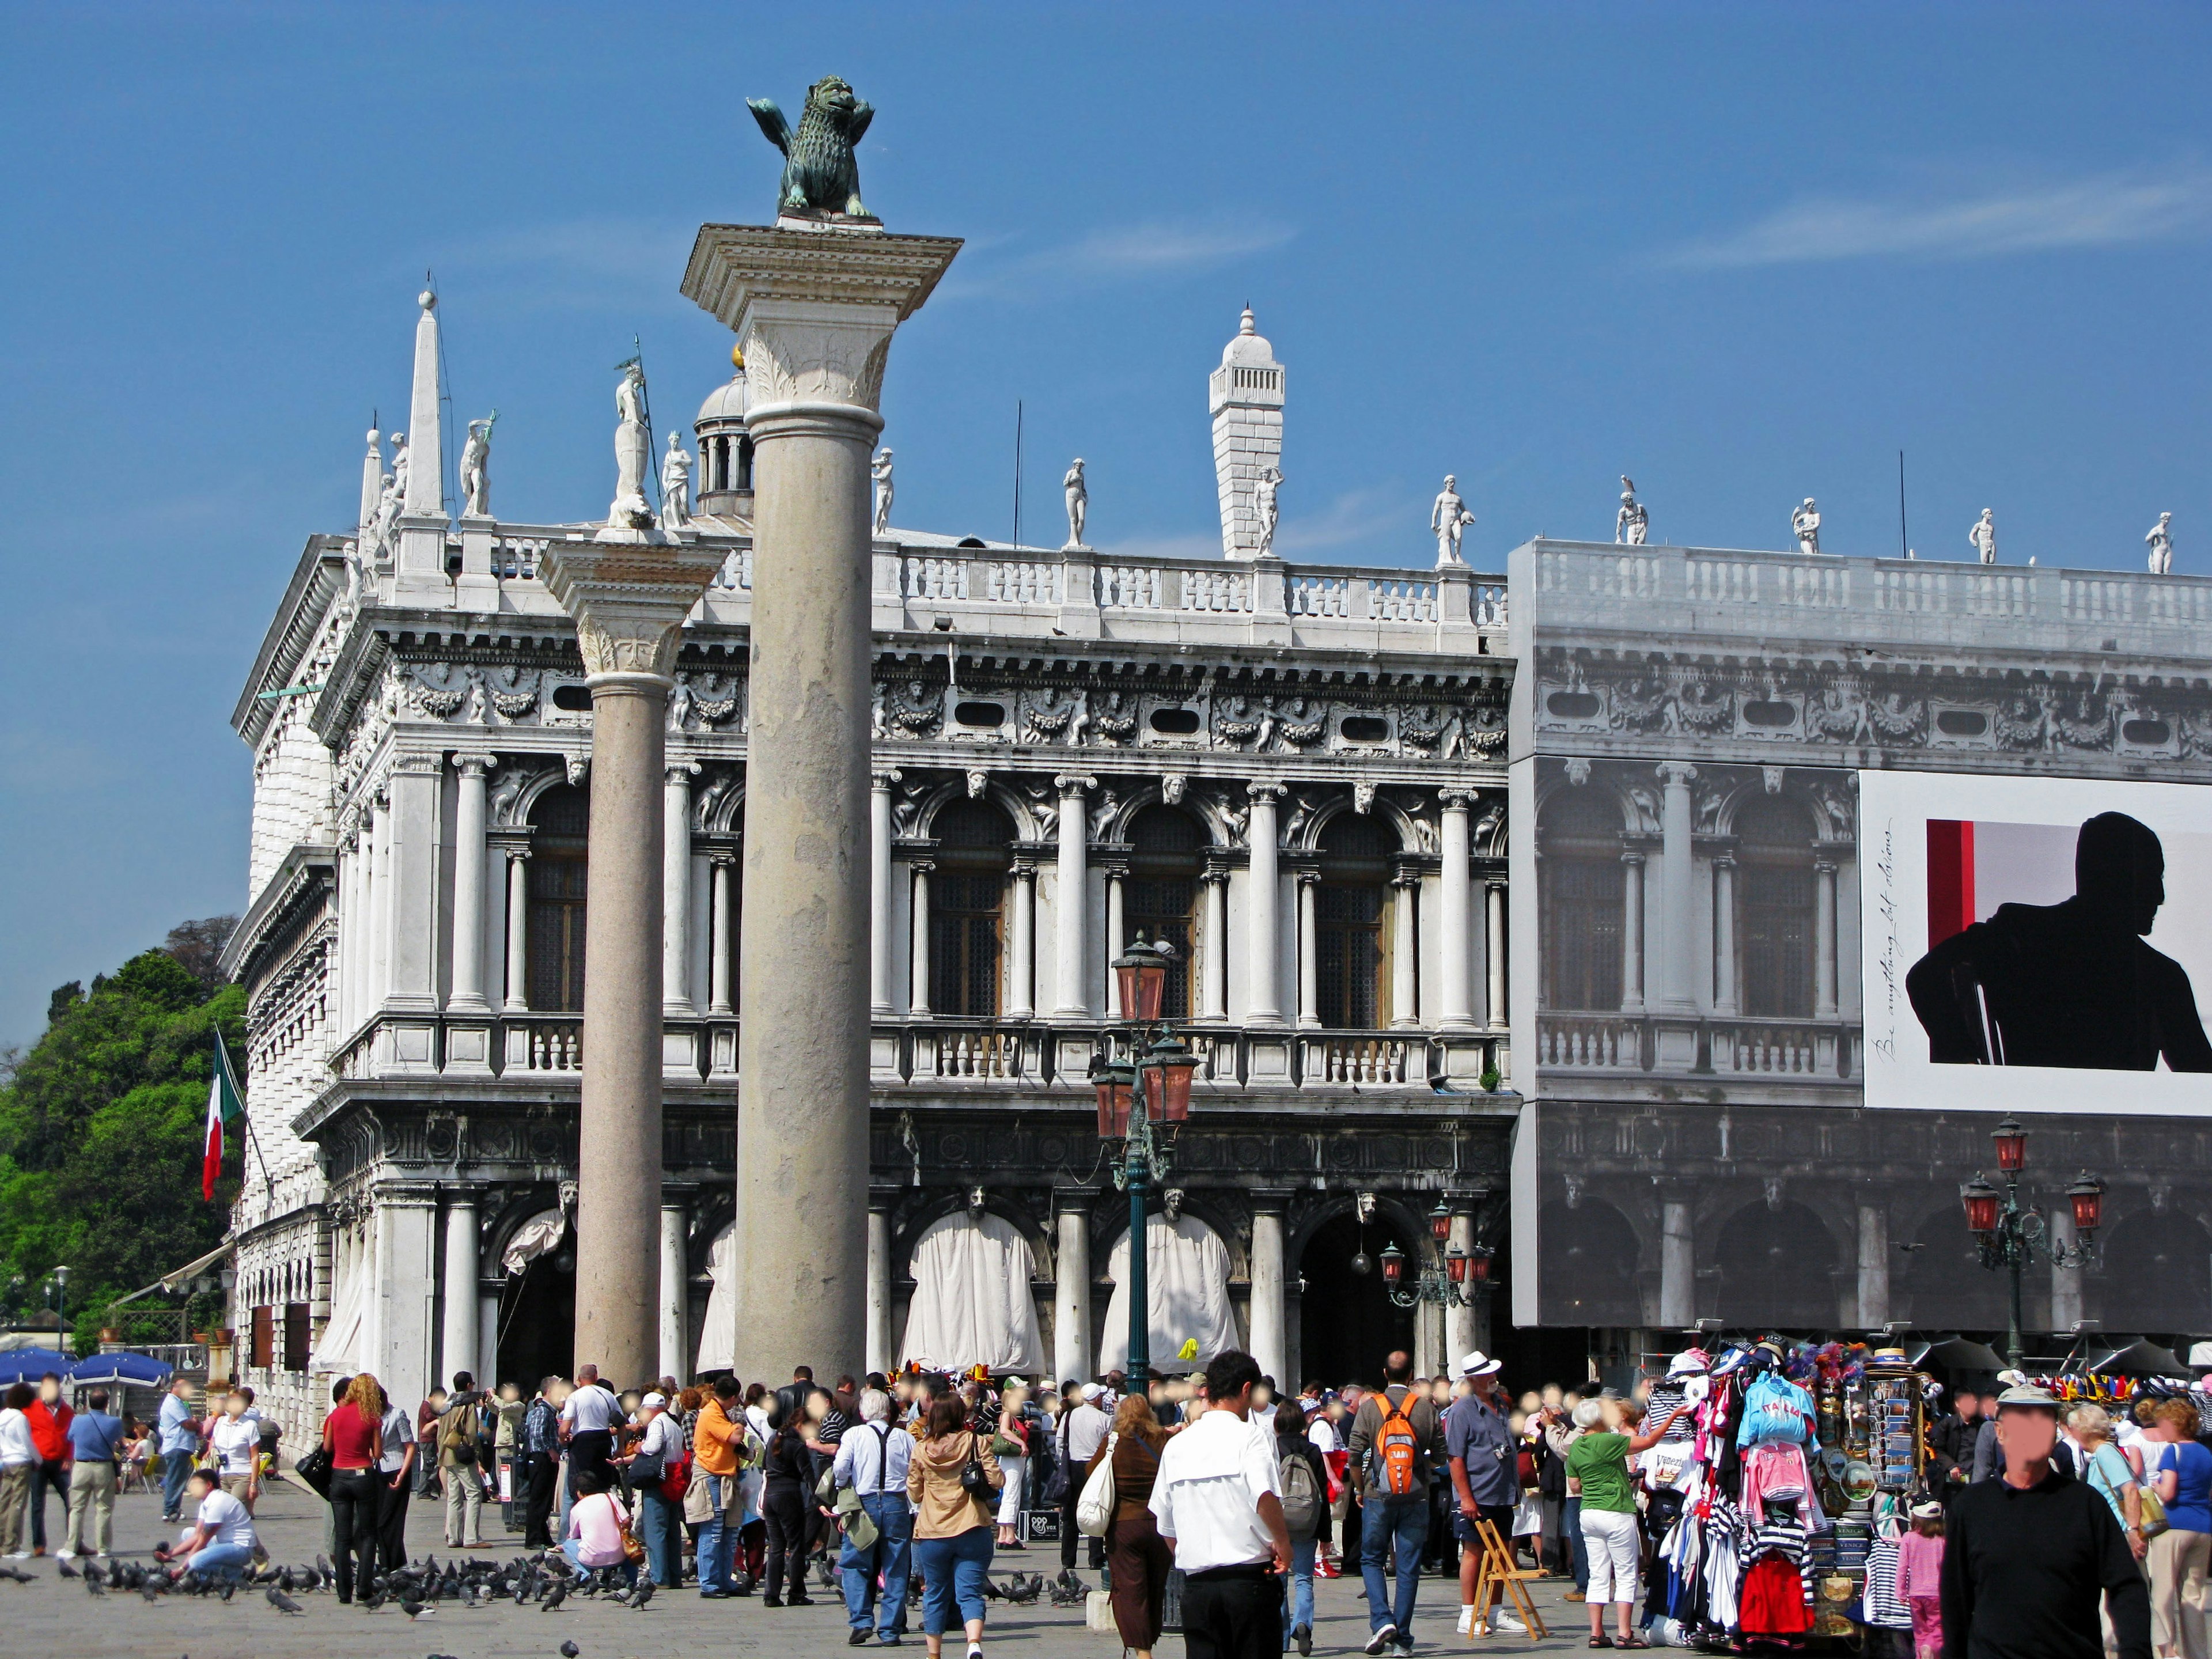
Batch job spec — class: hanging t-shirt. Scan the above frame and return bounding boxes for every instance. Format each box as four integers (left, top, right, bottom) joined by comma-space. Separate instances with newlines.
1736, 1373, 1819, 1449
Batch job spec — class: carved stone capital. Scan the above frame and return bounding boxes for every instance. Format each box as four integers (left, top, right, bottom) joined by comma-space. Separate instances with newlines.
1656, 760, 1699, 789
1247, 781, 1289, 804
666, 760, 702, 787
539, 537, 728, 682
872, 767, 903, 793
454, 754, 494, 780
1438, 787, 1479, 810
1054, 772, 1097, 798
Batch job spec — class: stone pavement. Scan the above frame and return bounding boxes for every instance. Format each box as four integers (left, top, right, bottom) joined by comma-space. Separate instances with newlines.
6, 1476, 1594, 1657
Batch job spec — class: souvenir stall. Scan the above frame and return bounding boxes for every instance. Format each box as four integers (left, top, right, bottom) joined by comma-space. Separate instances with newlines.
1636, 1339, 1937, 1650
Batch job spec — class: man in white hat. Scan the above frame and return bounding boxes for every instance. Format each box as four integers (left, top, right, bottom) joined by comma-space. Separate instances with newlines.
1055, 1382, 1112, 1584
1443, 1350, 1523, 1638
1942, 1382, 2149, 1659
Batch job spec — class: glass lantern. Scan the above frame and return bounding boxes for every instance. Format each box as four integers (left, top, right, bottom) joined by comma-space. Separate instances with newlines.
1113, 941, 1168, 1025
1143, 1036, 1198, 1123
1991, 1116, 2028, 1174
1093, 1060, 1137, 1139
1960, 1175, 2001, 1235
1378, 1243, 1406, 1286
2066, 1171, 2105, 1237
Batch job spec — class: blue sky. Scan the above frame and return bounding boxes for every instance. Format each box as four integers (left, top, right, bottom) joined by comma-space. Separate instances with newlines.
1, 3, 2207, 1044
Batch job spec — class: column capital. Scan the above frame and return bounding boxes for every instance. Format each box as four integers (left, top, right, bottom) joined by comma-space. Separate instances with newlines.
869, 1184, 905, 1215
1438, 787, 1480, 810
1054, 772, 1098, 797
711, 850, 738, 871
666, 759, 702, 786
1248, 1188, 1294, 1216
1294, 866, 1320, 888
391, 752, 446, 779
1052, 1187, 1100, 1214
1247, 781, 1288, 803
1656, 760, 1699, 787
872, 767, 903, 793
539, 538, 729, 681
454, 754, 494, 779
1813, 854, 1839, 874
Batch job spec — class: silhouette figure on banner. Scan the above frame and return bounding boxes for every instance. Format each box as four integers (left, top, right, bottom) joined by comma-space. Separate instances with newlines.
1907, 811, 2212, 1071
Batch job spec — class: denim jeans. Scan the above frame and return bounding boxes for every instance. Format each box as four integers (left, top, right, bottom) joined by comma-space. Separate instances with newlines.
1563, 1496, 1589, 1592
161, 1449, 194, 1520
636, 1487, 681, 1586
913, 1525, 994, 1636
184, 1541, 256, 1584
1281, 1536, 1317, 1645
696, 1474, 737, 1594
561, 1539, 637, 1589
1359, 1493, 1430, 1636
841, 1493, 914, 1635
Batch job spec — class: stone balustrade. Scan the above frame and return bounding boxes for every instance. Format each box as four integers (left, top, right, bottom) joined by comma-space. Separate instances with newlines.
1535, 1011, 1856, 1082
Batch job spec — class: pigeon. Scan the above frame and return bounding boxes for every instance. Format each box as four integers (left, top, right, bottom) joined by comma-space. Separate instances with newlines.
0, 1566, 35, 1585
318, 1554, 336, 1589
58, 1556, 79, 1578
86, 1572, 107, 1596
560, 1642, 581, 1658
626, 1578, 656, 1611
400, 1596, 431, 1619
983, 1577, 1006, 1601
140, 1577, 165, 1602
267, 1586, 304, 1615
1006, 1573, 1042, 1605
539, 1578, 568, 1612
219, 1581, 237, 1603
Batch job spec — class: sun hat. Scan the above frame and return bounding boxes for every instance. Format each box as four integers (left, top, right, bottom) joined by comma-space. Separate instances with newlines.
1668, 1349, 1711, 1378
1995, 1383, 2061, 1410
1457, 1350, 1503, 1377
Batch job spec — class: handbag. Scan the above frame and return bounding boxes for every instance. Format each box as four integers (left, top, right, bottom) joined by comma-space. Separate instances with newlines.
960, 1433, 1001, 1509
1076, 1431, 1120, 1536
294, 1443, 334, 1499
612, 1496, 647, 1565
1041, 1415, 1073, 1505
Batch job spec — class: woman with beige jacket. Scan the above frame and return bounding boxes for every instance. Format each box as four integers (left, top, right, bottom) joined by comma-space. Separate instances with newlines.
907, 1395, 1002, 1659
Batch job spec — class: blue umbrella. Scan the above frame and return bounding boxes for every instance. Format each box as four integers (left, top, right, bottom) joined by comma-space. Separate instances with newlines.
0, 1347, 74, 1387
66, 1351, 174, 1389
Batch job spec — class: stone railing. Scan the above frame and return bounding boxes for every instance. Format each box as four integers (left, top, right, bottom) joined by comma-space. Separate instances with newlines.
1535, 1012, 1857, 1081
1520, 539, 2212, 659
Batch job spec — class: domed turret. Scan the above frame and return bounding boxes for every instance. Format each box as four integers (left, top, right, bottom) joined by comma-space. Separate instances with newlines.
694, 343, 754, 516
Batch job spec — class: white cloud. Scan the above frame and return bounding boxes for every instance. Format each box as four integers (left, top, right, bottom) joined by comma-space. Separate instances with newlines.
430, 218, 699, 310
1661, 165, 2212, 268
942, 218, 1296, 300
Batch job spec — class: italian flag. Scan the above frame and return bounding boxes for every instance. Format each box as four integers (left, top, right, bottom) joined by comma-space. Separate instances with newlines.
203, 1036, 245, 1202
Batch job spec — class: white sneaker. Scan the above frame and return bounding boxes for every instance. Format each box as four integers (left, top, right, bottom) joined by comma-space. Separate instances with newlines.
4, 1552, 28, 1561
1456, 1605, 1476, 1635
1363, 1625, 1399, 1656
55, 1550, 76, 1561
1494, 1610, 1528, 1634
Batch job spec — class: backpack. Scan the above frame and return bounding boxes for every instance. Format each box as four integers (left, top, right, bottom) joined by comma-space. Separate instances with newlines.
1279, 1448, 1323, 1537
1373, 1391, 1421, 1497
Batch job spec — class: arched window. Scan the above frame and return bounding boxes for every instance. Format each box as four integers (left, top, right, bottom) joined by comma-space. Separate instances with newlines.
931, 800, 1013, 1017
1715, 1199, 1838, 1328
1316, 813, 1394, 1028
1736, 797, 1815, 1019
1540, 790, 1623, 1012
1128, 805, 1203, 1020
527, 784, 589, 1012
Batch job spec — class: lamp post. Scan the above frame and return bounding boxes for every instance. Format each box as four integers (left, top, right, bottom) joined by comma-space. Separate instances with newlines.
1377, 1202, 1487, 1313
1092, 939, 1198, 1388
1960, 1115, 2103, 1370
48, 1264, 70, 1355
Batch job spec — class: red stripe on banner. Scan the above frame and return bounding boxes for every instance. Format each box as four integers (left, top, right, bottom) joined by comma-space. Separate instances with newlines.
203, 1119, 222, 1202
1927, 819, 1976, 948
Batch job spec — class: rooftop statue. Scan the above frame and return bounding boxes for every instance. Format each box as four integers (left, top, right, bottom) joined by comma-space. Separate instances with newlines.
1616, 476, 1648, 546
460, 412, 497, 519
1970, 507, 1997, 566
2148, 511, 2175, 576
1063, 458, 1088, 549
873, 448, 895, 536
1431, 474, 1473, 567
1792, 496, 1821, 556
749, 75, 876, 220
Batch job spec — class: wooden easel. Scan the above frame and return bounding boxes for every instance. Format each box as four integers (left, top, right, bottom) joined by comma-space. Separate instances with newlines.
1467, 1517, 1547, 1642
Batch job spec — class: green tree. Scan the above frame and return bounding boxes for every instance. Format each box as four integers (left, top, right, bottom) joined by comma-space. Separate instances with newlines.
0, 927, 245, 1350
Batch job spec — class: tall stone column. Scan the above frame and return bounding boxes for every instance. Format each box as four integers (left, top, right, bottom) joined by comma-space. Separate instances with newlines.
537, 537, 724, 1385
1296, 870, 1320, 1028
1391, 873, 1420, 1028
1245, 785, 1286, 1024
1620, 851, 1646, 1014
664, 763, 698, 1015
1813, 857, 1839, 1017
907, 860, 933, 1015
659, 1202, 689, 1381
503, 849, 531, 1011
1200, 868, 1229, 1021
867, 1193, 896, 1377
1437, 790, 1477, 1028
1656, 763, 1698, 1012
1857, 1203, 1890, 1328
1054, 1195, 1094, 1385
1446, 1207, 1480, 1362
1711, 855, 1737, 1015
1104, 862, 1126, 965
2050, 1210, 2084, 1333
870, 770, 898, 1013
1053, 774, 1095, 1016
1484, 878, 1509, 1032
1007, 858, 1036, 1018
1248, 1195, 1289, 1387
1658, 1192, 1696, 1329
370, 791, 393, 1007
708, 855, 737, 1016
450, 760, 492, 1014
684, 221, 961, 1384
385, 755, 444, 1011
440, 1191, 478, 1385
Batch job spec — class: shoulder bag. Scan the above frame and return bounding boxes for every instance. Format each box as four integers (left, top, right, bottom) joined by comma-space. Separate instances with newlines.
1041, 1412, 1073, 1505
959, 1431, 1002, 1509
294, 1441, 334, 1499
1076, 1430, 1120, 1536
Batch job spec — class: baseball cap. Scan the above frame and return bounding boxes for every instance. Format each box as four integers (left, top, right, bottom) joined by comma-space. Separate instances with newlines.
1080, 1383, 1106, 1403
640, 1392, 667, 1410
1458, 1350, 1503, 1377
1668, 1349, 1711, 1378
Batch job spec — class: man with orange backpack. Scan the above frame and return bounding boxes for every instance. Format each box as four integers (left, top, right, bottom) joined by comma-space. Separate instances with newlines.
1347, 1351, 1445, 1656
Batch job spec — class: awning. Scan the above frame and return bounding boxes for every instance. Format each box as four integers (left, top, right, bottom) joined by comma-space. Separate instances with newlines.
0, 1348, 75, 1387
1906, 1335, 2008, 1373
2086, 1338, 2191, 1378
67, 1351, 173, 1389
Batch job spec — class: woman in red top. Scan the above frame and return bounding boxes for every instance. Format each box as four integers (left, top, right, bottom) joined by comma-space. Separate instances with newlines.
322, 1373, 386, 1603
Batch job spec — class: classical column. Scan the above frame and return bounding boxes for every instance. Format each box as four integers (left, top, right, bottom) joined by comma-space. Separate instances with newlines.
1658, 1194, 1696, 1328
1199, 869, 1229, 1021
1813, 856, 1839, 1017
1485, 879, 1509, 1032
1054, 1195, 1093, 1385
707, 855, 737, 1016
1248, 1195, 1289, 1387
1711, 854, 1738, 1015
440, 1191, 478, 1385
370, 791, 393, 1008
1007, 857, 1036, 1018
537, 538, 724, 1385
503, 849, 531, 1012
2050, 1209, 2084, 1334
1391, 874, 1420, 1028
1446, 1207, 1480, 1361
1655, 763, 1699, 1012
1857, 1203, 1890, 1328
449, 758, 492, 1011
685, 220, 961, 1384
664, 763, 698, 1016
907, 859, 933, 1016
1052, 774, 1095, 1016
869, 770, 898, 1014
659, 1202, 688, 1381
867, 1194, 896, 1377
1296, 870, 1321, 1028
1245, 784, 1286, 1024
339, 826, 364, 1031
372, 1184, 439, 1406
1104, 862, 1126, 962
385, 755, 444, 1010
1437, 790, 1477, 1028
1620, 851, 1646, 1014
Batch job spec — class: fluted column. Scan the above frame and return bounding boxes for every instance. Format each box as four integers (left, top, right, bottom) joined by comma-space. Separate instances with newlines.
1711, 855, 1737, 1015
708, 855, 736, 1016
1655, 763, 1699, 1012
1053, 774, 1095, 1016
1007, 857, 1036, 1018
1391, 873, 1419, 1028
1245, 784, 1286, 1024
503, 849, 531, 1011
1296, 870, 1321, 1028
450, 758, 492, 1010
869, 770, 898, 1014
1814, 856, 1839, 1017
1620, 851, 1646, 1014
664, 763, 698, 1015
908, 859, 933, 1015
1437, 790, 1477, 1028
1200, 869, 1229, 1021
1054, 1195, 1093, 1385
659, 1202, 688, 1381
440, 1192, 478, 1385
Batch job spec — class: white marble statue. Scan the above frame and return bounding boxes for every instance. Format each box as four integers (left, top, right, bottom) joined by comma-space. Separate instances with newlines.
872, 448, 894, 537
1063, 458, 1088, 548
1255, 466, 1283, 556
661, 431, 694, 531
1792, 497, 1821, 556
1616, 476, 1648, 546
1969, 507, 1997, 565
2148, 511, 2175, 575
1431, 474, 1474, 566
607, 360, 654, 531
460, 414, 496, 518
372, 433, 407, 556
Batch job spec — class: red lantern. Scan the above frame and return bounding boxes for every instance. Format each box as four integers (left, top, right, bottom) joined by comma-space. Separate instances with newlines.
1093, 1062, 1135, 1138
1991, 1116, 2028, 1174
1445, 1246, 1469, 1285
1961, 1175, 2001, 1235
1467, 1244, 1494, 1282
1378, 1243, 1406, 1286
1113, 942, 1168, 1024
1429, 1199, 1454, 1243
2067, 1171, 2105, 1237
1142, 1038, 1197, 1123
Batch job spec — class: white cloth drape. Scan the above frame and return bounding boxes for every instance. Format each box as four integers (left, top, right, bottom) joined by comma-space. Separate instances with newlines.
309, 1241, 367, 1373
694, 1222, 740, 1375
899, 1211, 1046, 1376
1095, 1211, 1239, 1374
500, 1209, 567, 1276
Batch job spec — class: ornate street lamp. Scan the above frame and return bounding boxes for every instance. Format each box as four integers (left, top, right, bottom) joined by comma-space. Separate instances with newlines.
1958, 1124, 2100, 1370
1378, 1229, 1479, 1313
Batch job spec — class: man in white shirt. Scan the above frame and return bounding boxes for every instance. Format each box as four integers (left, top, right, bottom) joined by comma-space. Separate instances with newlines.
155, 1377, 200, 1523
560, 1363, 622, 1490
161, 1470, 257, 1587
1150, 1350, 1293, 1659
1058, 1382, 1113, 1578
832, 1389, 914, 1642
376, 1393, 418, 1575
